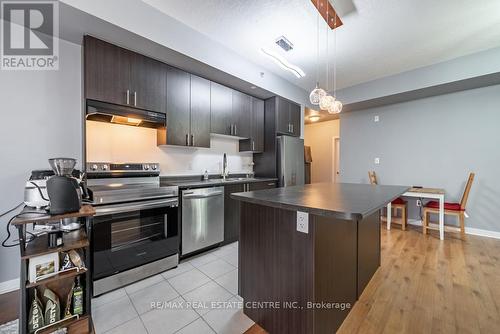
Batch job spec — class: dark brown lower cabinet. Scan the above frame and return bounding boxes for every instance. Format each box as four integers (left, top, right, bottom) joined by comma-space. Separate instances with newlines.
239, 202, 380, 334
248, 181, 276, 191
223, 183, 244, 245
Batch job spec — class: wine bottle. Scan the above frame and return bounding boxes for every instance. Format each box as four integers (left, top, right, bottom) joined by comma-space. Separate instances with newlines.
72, 277, 83, 315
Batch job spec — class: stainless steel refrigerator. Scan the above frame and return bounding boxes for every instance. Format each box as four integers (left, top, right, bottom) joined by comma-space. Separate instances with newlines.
277, 135, 305, 187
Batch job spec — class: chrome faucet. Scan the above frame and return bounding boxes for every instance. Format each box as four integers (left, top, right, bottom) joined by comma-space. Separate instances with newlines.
222, 153, 229, 180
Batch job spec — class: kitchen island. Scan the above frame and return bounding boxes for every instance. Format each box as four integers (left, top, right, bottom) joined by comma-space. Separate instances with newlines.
231, 182, 408, 334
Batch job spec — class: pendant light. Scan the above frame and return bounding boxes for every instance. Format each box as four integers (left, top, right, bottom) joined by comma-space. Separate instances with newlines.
328, 12, 343, 114
309, 0, 326, 105
319, 4, 335, 111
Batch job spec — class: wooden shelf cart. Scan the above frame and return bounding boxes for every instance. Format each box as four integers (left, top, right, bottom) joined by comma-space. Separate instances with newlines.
12, 205, 95, 334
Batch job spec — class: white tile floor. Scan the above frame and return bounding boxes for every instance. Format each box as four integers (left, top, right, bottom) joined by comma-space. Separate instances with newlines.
92, 242, 254, 334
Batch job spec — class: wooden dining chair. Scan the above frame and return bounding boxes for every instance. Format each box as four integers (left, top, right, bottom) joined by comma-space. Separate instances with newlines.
369, 171, 408, 230
423, 172, 475, 238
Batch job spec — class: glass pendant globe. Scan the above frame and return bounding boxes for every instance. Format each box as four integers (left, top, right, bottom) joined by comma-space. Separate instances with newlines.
309, 86, 326, 105
332, 100, 343, 113
319, 95, 335, 111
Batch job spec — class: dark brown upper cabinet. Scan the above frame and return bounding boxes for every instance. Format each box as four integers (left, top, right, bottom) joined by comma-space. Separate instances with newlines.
165, 66, 190, 146
210, 83, 253, 138
210, 82, 233, 136
84, 36, 167, 114
84, 36, 131, 107
160, 70, 211, 148
231, 90, 252, 138
130, 53, 167, 113
189, 75, 211, 148
240, 97, 264, 152
276, 96, 301, 137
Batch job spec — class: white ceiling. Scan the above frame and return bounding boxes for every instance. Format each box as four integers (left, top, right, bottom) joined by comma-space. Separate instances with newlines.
143, 0, 500, 92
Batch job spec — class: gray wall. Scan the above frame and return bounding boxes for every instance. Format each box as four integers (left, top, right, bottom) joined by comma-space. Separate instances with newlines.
0, 39, 82, 284
339, 84, 500, 232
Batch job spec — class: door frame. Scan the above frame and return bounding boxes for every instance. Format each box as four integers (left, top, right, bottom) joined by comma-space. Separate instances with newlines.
332, 136, 340, 183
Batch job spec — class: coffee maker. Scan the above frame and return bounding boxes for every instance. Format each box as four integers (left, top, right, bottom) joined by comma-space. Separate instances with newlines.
46, 158, 88, 216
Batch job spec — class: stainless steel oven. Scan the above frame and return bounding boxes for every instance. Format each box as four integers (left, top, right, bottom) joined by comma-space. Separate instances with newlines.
87, 162, 179, 296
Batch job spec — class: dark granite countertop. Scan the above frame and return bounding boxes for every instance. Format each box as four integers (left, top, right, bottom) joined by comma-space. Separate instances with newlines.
161, 176, 278, 189
230, 182, 409, 220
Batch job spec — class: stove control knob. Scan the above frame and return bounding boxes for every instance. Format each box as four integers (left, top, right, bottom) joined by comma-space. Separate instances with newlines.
91, 164, 98, 171
151, 165, 157, 170
144, 164, 150, 170
102, 164, 109, 171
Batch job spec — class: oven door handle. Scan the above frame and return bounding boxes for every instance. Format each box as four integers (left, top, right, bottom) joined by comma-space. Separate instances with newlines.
94, 198, 178, 216
183, 192, 223, 199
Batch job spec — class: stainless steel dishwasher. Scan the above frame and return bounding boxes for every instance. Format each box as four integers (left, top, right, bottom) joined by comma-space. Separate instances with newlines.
181, 186, 224, 255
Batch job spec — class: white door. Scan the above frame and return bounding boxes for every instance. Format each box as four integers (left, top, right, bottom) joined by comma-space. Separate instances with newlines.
332, 137, 340, 183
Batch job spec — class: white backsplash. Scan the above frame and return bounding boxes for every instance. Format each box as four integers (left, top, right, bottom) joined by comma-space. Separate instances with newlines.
86, 121, 254, 176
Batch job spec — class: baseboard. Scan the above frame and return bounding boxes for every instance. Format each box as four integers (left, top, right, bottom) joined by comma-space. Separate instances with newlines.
406, 219, 500, 239
0, 278, 19, 295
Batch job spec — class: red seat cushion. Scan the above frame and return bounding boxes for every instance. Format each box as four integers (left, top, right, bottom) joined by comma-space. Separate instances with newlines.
425, 200, 464, 211
391, 197, 406, 205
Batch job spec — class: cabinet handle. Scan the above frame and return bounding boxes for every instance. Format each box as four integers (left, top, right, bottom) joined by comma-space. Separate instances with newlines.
134, 91, 137, 107
126, 90, 130, 104
191, 134, 194, 146
230, 124, 233, 136
186, 134, 189, 146
234, 124, 237, 136
291, 124, 294, 133
252, 141, 255, 151
267, 183, 275, 186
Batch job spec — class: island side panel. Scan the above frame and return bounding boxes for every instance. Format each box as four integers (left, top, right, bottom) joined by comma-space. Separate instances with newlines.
313, 214, 358, 333
357, 211, 381, 297
239, 202, 314, 334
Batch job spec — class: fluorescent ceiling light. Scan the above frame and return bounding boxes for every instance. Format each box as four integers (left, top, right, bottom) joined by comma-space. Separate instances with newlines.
260, 48, 305, 78
309, 115, 320, 122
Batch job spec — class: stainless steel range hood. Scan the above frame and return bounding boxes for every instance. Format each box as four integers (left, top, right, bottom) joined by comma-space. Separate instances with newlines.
86, 100, 166, 129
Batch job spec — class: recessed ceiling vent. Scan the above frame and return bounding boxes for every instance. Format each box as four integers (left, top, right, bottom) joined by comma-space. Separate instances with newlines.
275, 36, 293, 52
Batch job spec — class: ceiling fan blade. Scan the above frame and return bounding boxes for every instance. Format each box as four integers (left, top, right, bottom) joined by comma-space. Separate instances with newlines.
331, 0, 357, 17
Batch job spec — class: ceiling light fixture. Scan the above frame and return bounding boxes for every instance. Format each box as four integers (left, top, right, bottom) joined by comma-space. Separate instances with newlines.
309, 0, 326, 105
309, 115, 320, 122
260, 48, 305, 78
328, 11, 342, 114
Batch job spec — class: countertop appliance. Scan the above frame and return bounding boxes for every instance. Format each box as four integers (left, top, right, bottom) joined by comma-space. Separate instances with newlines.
277, 136, 305, 187
181, 187, 224, 255
24, 169, 84, 209
46, 158, 85, 215
87, 162, 179, 296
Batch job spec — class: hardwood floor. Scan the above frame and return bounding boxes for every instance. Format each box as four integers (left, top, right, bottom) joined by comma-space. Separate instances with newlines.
246, 226, 500, 333
0, 289, 18, 325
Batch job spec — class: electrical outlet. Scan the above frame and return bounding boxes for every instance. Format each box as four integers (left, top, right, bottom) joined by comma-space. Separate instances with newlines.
374, 157, 380, 165
296, 211, 309, 234
374, 115, 379, 122
416, 199, 422, 207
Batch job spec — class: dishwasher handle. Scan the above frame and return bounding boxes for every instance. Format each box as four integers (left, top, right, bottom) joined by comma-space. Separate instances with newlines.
183, 191, 223, 199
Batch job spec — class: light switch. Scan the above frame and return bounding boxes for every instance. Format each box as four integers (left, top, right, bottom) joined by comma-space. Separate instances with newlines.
296, 211, 309, 234
374, 158, 380, 165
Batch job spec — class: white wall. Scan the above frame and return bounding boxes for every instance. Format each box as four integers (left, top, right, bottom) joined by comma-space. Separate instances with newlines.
86, 121, 254, 175
340, 84, 500, 233
0, 39, 83, 285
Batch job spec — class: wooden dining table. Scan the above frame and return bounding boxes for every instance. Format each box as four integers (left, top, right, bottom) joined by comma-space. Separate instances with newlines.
387, 187, 446, 240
